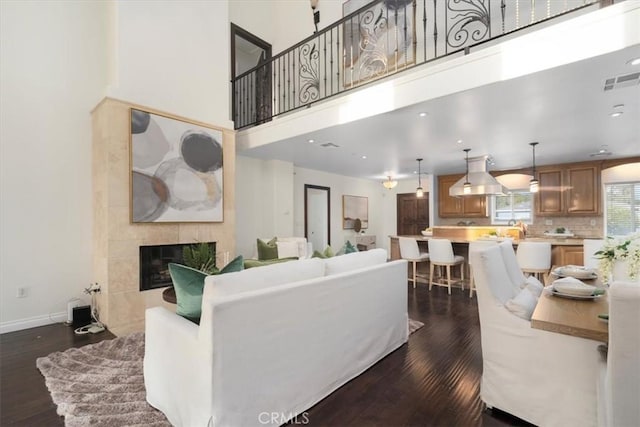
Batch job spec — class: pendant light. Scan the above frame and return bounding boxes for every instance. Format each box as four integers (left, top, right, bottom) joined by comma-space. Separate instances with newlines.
382, 175, 398, 190
416, 158, 424, 198
529, 142, 539, 193
463, 148, 472, 195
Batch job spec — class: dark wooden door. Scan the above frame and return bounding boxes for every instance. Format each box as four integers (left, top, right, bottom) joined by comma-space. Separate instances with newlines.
397, 193, 429, 235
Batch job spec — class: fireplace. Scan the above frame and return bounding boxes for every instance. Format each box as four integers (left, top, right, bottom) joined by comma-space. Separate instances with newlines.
139, 242, 216, 291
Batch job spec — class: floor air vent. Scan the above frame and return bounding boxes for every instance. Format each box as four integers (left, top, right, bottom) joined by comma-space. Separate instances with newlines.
603, 72, 640, 91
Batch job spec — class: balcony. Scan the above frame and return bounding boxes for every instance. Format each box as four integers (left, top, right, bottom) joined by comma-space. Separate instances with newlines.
232, 0, 612, 130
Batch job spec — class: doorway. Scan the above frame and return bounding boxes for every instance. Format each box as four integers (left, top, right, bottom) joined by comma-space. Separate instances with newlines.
397, 193, 429, 235
305, 185, 331, 252
231, 24, 272, 126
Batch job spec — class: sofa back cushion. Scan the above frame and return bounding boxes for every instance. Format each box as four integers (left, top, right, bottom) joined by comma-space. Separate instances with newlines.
205, 257, 325, 300
324, 248, 387, 276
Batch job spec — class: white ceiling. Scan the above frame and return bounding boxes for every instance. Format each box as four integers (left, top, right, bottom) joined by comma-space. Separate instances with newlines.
239, 44, 640, 181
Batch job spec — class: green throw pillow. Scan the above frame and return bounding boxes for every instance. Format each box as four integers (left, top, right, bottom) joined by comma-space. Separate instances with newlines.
343, 240, 358, 254
169, 256, 245, 323
312, 246, 334, 259
244, 257, 297, 269
257, 237, 278, 260
168, 263, 207, 323
324, 246, 335, 257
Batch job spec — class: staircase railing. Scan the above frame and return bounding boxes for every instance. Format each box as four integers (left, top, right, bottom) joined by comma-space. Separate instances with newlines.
232, 0, 608, 130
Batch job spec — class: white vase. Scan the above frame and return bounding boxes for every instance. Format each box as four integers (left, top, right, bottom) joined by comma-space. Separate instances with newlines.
612, 260, 640, 283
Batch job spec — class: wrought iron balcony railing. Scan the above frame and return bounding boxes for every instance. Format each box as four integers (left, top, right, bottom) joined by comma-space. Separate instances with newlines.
232, 0, 608, 130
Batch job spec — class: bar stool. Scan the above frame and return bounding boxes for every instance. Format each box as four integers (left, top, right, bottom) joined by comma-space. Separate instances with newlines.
468, 240, 498, 298
516, 241, 551, 283
428, 238, 465, 295
399, 237, 430, 288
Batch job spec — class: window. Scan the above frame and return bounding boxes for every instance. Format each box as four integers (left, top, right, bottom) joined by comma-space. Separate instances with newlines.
605, 182, 640, 236
491, 192, 533, 224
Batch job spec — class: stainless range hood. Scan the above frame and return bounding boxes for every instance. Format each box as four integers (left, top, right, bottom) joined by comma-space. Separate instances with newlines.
449, 155, 506, 196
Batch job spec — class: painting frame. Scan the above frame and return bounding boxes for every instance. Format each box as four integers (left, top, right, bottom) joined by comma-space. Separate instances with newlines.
342, 0, 417, 88
342, 195, 369, 230
129, 107, 224, 223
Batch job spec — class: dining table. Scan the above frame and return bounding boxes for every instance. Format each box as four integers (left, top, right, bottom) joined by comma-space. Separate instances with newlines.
530, 266, 609, 343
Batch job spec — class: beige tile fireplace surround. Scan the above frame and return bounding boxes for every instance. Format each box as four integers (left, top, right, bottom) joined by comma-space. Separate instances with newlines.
92, 98, 235, 336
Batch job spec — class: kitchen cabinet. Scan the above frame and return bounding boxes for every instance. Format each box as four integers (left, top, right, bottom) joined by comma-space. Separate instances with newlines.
535, 164, 600, 216
437, 174, 488, 218
551, 245, 584, 266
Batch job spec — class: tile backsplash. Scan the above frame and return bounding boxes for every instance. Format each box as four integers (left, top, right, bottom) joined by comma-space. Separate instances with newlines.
437, 215, 604, 238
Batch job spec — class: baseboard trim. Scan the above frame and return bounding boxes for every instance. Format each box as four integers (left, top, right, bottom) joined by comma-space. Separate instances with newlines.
0, 311, 67, 334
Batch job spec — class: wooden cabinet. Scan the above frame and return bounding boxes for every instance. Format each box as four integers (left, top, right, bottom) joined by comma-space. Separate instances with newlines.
535, 164, 600, 216
537, 170, 564, 215
437, 174, 487, 218
551, 245, 584, 266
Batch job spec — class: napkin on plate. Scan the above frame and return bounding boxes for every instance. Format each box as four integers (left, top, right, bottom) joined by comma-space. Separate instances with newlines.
552, 277, 599, 296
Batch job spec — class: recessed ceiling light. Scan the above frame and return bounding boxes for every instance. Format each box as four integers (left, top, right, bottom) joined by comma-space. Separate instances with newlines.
362, 155, 367, 159
308, 139, 315, 143
457, 139, 463, 144
613, 104, 624, 110
418, 112, 428, 117
628, 57, 640, 66
610, 111, 623, 118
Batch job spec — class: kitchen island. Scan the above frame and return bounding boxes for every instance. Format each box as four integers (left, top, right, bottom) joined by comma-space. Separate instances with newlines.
389, 226, 587, 267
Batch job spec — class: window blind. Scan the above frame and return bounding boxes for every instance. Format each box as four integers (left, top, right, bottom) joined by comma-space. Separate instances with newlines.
605, 182, 640, 236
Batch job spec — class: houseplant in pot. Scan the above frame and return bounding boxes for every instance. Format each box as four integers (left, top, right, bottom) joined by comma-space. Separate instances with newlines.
595, 232, 640, 283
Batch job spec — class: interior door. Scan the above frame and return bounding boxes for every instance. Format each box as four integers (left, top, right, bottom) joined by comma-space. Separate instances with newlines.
397, 193, 429, 235
305, 185, 331, 252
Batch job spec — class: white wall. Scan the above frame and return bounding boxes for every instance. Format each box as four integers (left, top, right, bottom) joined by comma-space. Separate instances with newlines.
0, 0, 110, 331
235, 156, 294, 258
107, 0, 232, 128
602, 162, 640, 183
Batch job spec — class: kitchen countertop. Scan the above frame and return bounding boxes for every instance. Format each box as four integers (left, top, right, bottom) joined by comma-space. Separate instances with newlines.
389, 235, 586, 246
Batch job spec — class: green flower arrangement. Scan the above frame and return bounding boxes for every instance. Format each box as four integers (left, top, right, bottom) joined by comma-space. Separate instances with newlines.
595, 232, 640, 282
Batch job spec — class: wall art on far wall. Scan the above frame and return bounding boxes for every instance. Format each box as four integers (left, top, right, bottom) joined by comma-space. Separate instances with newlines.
130, 108, 224, 223
343, 195, 368, 229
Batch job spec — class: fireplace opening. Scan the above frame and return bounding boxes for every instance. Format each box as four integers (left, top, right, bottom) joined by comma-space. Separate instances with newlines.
139, 242, 216, 291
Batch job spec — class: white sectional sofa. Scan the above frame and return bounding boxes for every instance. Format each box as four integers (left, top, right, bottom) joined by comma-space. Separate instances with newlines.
144, 248, 408, 427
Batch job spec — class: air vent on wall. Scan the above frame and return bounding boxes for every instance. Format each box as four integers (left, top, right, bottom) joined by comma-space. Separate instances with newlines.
603, 72, 640, 91
320, 142, 340, 148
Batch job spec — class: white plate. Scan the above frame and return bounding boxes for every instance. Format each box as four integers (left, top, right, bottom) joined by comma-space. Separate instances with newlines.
552, 266, 598, 280
551, 289, 602, 300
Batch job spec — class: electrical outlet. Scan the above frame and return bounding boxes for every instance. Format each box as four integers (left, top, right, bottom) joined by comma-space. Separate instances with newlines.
16, 287, 27, 298
545, 219, 553, 226
590, 219, 596, 226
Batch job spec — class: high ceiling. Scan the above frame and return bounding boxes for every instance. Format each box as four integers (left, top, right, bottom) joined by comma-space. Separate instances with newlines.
239, 44, 640, 181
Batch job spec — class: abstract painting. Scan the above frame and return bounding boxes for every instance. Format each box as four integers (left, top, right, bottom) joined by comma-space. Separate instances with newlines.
343, 195, 368, 229
130, 108, 223, 223
343, 0, 416, 87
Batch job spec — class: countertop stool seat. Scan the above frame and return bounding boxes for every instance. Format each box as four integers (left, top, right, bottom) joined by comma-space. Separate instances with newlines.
428, 238, 465, 295
399, 237, 429, 288
516, 241, 551, 283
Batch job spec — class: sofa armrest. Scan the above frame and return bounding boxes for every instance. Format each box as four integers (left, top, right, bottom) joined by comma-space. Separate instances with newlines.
144, 307, 212, 427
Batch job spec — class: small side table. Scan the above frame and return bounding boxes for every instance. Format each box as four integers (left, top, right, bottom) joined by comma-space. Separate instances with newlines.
162, 287, 176, 304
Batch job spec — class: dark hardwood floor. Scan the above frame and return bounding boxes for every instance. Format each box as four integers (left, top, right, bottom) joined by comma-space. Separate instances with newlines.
0, 284, 530, 426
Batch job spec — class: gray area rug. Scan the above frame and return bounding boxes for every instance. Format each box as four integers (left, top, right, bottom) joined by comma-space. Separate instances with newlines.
37, 320, 424, 426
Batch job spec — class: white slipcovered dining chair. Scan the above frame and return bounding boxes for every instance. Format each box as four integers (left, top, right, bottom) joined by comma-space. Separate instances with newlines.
472, 244, 600, 426
583, 239, 605, 270
516, 241, 551, 283
398, 237, 429, 288
597, 280, 640, 427
468, 240, 498, 298
428, 238, 465, 295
